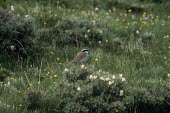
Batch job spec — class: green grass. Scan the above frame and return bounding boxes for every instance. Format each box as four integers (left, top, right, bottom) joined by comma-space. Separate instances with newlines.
0, 0, 170, 113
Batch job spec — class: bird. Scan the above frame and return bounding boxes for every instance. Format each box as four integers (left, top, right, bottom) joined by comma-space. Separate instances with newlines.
73, 49, 89, 63
65, 49, 89, 67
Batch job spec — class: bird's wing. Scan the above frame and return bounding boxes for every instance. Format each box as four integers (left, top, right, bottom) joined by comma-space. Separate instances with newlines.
74, 52, 85, 61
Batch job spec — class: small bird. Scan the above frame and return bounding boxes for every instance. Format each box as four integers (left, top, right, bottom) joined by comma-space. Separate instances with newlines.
73, 49, 89, 63
65, 49, 89, 67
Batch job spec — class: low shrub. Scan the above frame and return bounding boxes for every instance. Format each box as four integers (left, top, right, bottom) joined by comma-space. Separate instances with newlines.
39, 65, 127, 113
0, 10, 43, 62
52, 17, 104, 47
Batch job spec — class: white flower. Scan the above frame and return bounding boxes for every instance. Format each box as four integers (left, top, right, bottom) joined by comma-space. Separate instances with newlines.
95, 7, 99, 12
92, 20, 96, 24
122, 77, 126, 82
167, 35, 169, 38
11, 6, 14, 11
98, 29, 103, 34
77, 87, 81, 91
120, 90, 124, 96
6, 105, 10, 107
64, 68, 68, 72
167, 74, 170, 78
90, 75, 97, 79
87, 30, 90, 32
98, 41, 101, 44
25, 15, 29, 18
105, 40, 108, 43
10, 45, 15, 51
81, 64, 85, 69
90, 75, 93, 79
105, 77, 110, 81
136, 30, 139, 34
108, 81, 114, 85
100, 77, 105, 81
119, 74, 123, 79
99, 70, 102, 72
85, 34, 88, 38
112, 75, 116, 80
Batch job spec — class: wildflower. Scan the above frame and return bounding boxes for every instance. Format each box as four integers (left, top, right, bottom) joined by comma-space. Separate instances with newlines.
92, 20, 96, 24
77, 87, 81, 91
100, 77, 105, 81
44, 21, 47, 25
87, 30, 90, 32
116, 19, 119, 22
120, 90, 124, 96
168, 16, 170, 19
11, 6, 14, 11
168, 46, 170, 49
115, 109, 119, 112
90, 75, 97, 79
81, 64, 85, 69
122, 77, 126, 82
167, 74, 170, 78
108, 81, 114, 85
38, 82, 40, 84
56, 57, 60, 60
95, 7, 99, 12
95, 58, 99, 62
50, 52, 54, 54
128, 9, 132, 13
6, 105, 10, 107
85, 34, 88, 38
98, 29, 103, 34
19, 104, 22, 107
112, 75, 116, 80
10, 45, 15, 51
167, 35, 169, 38
64, 68, 69, 72
105, 77, 110, 81
106, 40, 108, 42
17, 90, 21, 94
25, 15, 29, 18
136, 30, 139, 34
54, 74, 58, 78
98, 41, 102, 44
119, 74, 123, 79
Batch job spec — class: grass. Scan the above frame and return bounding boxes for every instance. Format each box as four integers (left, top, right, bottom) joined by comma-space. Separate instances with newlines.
0, 0, 170, 112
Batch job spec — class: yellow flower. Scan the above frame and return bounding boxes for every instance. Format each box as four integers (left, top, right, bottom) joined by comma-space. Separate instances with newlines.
50, 52, 54, 54
95, 58, 99, 62
168, 46, 170, 49
128, 9, 132, 13
115, 109, 119, 112
54, 74, 58, 78
38, 82, 41, 84
19, 104, 22, 107
163, 36, 167, 38
56, 57, 60, 60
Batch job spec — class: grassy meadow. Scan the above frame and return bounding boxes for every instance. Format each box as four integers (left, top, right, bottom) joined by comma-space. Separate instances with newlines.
0, 0, 170, 113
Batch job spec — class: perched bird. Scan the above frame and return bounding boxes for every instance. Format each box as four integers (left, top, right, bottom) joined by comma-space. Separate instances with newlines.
65, 49, 89, 67
74, 49, 89, 63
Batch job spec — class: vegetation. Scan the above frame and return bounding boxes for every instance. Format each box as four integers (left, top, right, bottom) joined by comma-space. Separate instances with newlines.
0, 0, 170, 113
